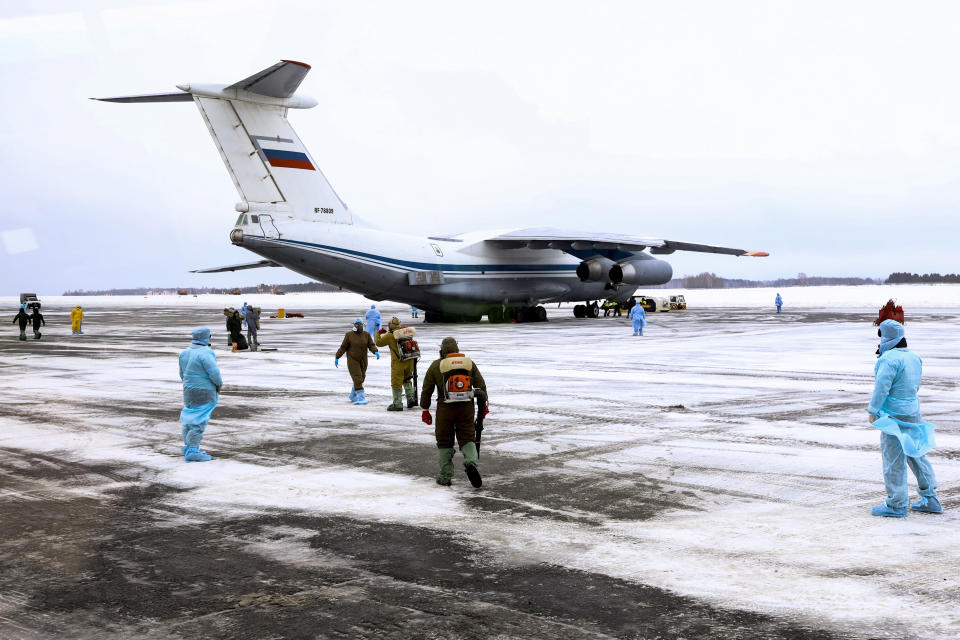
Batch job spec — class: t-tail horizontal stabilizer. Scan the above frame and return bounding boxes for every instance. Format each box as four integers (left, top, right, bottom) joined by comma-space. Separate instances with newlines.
92, 92, 193, 103
190, 260, 280, 274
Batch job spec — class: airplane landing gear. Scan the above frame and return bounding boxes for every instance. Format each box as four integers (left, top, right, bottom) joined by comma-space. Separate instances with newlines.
573, 302, 600, 318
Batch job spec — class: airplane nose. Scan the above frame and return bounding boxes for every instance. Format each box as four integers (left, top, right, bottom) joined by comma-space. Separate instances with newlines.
230, 228, 244, 245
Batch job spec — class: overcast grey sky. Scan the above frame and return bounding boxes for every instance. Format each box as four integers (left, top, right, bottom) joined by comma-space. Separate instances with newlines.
1, 1, 958, 294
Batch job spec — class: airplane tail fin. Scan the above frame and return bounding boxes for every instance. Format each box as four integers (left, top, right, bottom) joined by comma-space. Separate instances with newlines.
95, 60, 354, 225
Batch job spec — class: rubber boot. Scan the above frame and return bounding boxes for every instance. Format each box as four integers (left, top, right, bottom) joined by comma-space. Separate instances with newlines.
19, 331, 26, 341
184, 446, 212, 462
387, 388, 403, 411
911, 496, 943, 513
437, 447, 455, 485
403, 381, 417, 408
461, 442, 482, 487
354, 390, 368, 405
34, 330, 41, 340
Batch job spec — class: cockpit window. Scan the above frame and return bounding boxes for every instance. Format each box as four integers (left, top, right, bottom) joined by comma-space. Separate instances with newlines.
235, 214, 246, 226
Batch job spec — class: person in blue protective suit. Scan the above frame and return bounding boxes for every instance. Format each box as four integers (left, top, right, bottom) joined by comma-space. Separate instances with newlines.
629, 301, 647, 336
775, 293, 783, 313
178, 327, 223, 462
365, 304, 382, 337
868, 320, 941, 517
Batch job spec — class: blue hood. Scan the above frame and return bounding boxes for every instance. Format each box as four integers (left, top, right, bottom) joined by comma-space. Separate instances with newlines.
878, 319, 905, 356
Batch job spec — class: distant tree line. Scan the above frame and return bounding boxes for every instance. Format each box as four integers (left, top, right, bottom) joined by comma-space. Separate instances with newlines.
651, 273, 883, 289
884, 272, 960, 284
63, 281, 339, 296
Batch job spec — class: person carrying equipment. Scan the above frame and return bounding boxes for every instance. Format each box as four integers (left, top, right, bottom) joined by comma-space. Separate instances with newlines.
629, 301, 647, 336
29, 308, 45, 339
178, 327, 222, 462
775, 293, 783, 313
70, 305, 84, 334
243, 305, 259, 352
420, 337, 486, 488
376, 316, 420, 411
12, 306, 29, 341
336, 317, 379, 405
868, 320, 942, 517
364, 304, 382, 337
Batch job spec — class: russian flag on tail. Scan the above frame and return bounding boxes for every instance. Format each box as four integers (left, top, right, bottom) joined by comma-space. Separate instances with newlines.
250, 134, 315, 171
261, 148, 315, 171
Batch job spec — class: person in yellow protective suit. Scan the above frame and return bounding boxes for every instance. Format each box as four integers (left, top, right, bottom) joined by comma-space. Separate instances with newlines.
70, 305, 84, 334
376, 317, 418, 411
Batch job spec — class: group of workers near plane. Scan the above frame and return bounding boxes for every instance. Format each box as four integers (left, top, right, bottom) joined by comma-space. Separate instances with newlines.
175, 297, 943, 514
6, 293, 939, 511
8, 295, 937, 512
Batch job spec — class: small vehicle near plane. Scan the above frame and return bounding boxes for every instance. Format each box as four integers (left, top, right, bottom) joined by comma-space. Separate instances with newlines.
19, 293, 41, 311
669, 295, 686, 310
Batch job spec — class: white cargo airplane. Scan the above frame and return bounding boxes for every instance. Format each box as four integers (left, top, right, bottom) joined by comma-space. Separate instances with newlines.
96, 60, 767, 322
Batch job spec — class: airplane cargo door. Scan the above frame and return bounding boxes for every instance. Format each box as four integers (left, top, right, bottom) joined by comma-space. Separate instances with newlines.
259, 214, 280, 239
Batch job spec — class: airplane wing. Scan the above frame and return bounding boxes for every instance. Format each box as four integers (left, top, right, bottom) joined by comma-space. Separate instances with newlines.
189, 260, 281, 274
485, 227, 768, 256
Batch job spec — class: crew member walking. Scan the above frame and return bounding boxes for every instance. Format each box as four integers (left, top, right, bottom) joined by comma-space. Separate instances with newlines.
29, 308, 45, 339
70, 305, 84, 334
179, 327, 222, 462
420, 337, 486, 488
336, 317, 379, 405
629, 301, 647, 336
868, 320, 942, 517
376, 316, 418, 411
365, 304, 382, 337
775, 293, 783, 313
12, 306, 29, 341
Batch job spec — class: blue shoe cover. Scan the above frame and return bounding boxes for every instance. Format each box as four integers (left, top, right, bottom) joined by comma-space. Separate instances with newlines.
911, 496, 943, 513
184, 446, 212, 462
871, 503, 907, 518
349, 389, 357, 402
181, 445, 188, 454
353, 390, 368, 405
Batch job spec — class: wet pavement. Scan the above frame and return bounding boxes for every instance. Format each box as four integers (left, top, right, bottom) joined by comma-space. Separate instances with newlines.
1, 298, 957, 639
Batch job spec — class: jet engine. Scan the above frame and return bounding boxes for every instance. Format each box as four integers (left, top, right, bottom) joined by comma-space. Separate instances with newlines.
608, 257, 673, 285
576, 257, 615, 282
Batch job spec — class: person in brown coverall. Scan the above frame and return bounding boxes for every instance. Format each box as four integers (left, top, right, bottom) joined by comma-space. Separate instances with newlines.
376, 316, 417, 411
335, 317, 379, 405
420, 337, 486, 487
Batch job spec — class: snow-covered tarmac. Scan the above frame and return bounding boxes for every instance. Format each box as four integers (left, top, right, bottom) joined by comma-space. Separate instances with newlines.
1, 287, 958, 639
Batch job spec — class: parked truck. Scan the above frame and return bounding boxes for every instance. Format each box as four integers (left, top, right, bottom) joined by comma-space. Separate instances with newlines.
19, 293, 41, 311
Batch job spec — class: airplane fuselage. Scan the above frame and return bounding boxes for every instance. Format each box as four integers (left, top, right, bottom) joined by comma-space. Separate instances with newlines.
231, 214, 625, 318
